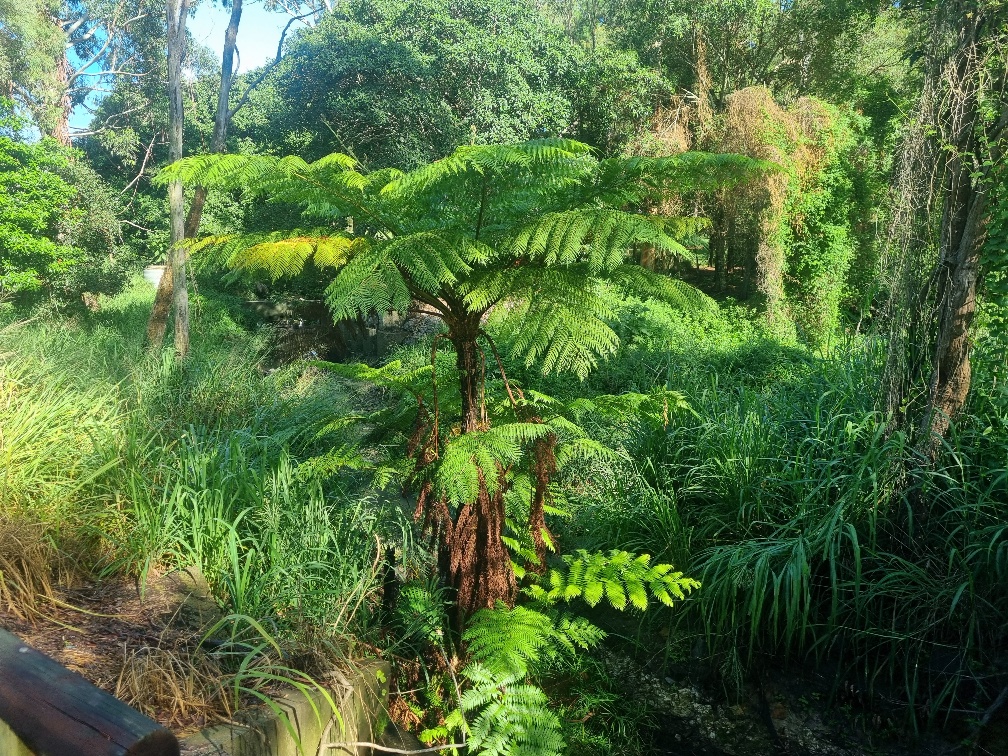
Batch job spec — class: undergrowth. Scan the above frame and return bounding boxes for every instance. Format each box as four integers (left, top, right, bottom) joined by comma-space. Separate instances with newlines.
0, 278, 403, 731
556, 290, 1008, 732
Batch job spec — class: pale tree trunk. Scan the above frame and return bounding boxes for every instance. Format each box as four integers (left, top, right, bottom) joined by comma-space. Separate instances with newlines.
147, 0, 190, 355
149, 0, 242, 348
185, 0, 242, 237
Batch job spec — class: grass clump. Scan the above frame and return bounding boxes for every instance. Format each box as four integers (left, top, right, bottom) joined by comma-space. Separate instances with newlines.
0, 277, 404, 727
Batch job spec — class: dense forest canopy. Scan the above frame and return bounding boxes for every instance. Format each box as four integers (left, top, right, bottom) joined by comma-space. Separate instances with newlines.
0, 1, 1006, 755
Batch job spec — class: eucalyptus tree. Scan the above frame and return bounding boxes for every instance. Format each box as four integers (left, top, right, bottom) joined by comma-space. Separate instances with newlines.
0, 0, 64, 123
160, 138, 758, 619
146, 0, 189, 355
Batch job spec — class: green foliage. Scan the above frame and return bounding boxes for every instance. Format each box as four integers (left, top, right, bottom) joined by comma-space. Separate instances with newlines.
240, 0, 584, 169
779, 104, 883, 346
464, 605, 606, 678
447, 544, 696, 756
0, 108, 135, 303
565, 294, 1008, 723
599, 0, 896, 106
450, 605, 604, 756
0, 0, 63, 128
1, 280, 398, 642
0, 122, 77, 295
162, 140, 756, 387
528, 549, 700, 610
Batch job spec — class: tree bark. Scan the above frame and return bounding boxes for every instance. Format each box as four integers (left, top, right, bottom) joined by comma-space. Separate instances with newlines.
153, 0, 190, 356
149, 0, 239, 349
916, 6, 1005, 455
51, 53, 72, 148
439, 322, 518, 624
448, 473, 516, 627
185, 0, 242, 238
146, 262, 175, 345
452, 324, 483, 434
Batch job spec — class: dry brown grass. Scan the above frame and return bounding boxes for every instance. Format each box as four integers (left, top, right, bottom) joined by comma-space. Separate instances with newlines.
0, 516, 58, 621
115, 641, 230, 733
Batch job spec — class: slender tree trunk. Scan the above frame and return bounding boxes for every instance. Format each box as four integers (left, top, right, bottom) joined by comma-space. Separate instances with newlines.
712, 203, 727, 292
148, 0, 190, 355
150, 0, 238, 348
146, 263, 175, 345
185, 0, 242, 237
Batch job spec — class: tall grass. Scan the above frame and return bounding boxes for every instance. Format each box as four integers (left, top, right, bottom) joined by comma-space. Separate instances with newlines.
0, 278, 400, 644
560, 294, 1008, 727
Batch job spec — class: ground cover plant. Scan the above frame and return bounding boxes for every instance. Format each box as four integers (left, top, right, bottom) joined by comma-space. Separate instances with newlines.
0, 280, 403, 733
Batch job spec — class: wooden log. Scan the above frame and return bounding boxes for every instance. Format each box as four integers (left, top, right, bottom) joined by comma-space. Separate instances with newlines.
0, 629, 179, 756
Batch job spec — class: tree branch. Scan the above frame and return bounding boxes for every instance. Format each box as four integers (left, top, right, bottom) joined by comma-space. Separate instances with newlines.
227, 11, 312, 119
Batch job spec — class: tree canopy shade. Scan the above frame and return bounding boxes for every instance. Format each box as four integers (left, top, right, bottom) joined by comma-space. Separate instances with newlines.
160, 138, 762, 617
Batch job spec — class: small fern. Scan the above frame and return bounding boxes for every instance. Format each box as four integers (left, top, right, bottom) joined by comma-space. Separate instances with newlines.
450, 604, 607, 756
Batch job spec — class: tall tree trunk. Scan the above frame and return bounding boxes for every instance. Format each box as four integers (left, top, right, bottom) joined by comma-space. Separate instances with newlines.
51, 53, 72, 147
149, 0, 239, 347
916, 5, 1005, 456
146, 263, 175, 345
185, 0, 242, 237
148, 0, 190, 355
712, 203, 727, 292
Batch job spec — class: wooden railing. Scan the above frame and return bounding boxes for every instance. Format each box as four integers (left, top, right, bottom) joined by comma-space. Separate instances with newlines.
0, 629, 179, 756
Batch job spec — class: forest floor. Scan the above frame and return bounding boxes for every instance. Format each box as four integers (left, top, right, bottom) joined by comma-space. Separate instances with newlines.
0, 568, 228, 737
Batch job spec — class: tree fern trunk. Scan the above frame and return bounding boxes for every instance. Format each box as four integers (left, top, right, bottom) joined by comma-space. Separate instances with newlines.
446, 323, 516, 623
449, 471, 516, 627
452, 326, 482, 434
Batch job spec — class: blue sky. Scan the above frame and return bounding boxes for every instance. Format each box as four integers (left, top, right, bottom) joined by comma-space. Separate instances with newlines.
71, 3, 305, 131
191, 2, 301, 73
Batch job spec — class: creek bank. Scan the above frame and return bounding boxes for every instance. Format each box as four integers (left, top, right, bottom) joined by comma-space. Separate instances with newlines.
244, 300, 439, 367
601, 650, 977, 755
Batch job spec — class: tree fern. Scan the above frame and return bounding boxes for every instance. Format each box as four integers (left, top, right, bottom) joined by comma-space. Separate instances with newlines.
449, 604, 607, 756
161, 139, 756, 621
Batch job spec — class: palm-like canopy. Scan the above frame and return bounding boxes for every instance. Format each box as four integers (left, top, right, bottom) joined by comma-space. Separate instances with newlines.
162, 139, 754, 384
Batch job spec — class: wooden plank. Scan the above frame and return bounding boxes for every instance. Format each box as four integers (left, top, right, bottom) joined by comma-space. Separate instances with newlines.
0, 629, 179, 756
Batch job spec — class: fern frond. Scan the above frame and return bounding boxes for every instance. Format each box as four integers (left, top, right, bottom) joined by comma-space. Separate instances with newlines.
436, 423, 552, 506
528, 549, 700, 611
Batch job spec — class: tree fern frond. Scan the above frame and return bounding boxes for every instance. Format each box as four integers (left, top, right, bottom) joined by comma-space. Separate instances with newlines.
569, 389, 696, 426
228, 234, 357, 280
528, 549, 701, 611
436, 423, 553, 506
